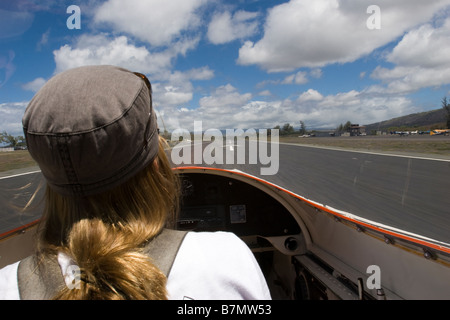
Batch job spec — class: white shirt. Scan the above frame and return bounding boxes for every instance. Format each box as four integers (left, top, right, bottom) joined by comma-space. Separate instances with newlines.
0, 231, 271, 300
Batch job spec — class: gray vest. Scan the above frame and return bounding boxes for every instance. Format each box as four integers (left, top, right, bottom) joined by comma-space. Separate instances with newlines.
17, 229, 187, 299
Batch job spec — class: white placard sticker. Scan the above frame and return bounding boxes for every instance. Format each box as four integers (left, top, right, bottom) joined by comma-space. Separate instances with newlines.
230, 204, 246, 224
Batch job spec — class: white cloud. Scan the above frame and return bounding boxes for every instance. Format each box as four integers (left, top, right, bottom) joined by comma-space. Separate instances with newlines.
36, 29, 50, 51
255, 89, 412, 130
258, 90, 272, 97
153, 78, 194, 108
0, 50, 16, 89
199, 84, 252, 114
185, 66, 215, 81
371, 17, 450, 93
318, 90, 361, 108
0, 102, 28, 136
152, 67, 214, 109
292, 89, 416, 129
237, 0, 450, 72
207, 10, 259, 44
158, 81, 416, 132
298, 89, 324, 102
282, 71, 308, 85
237, 100, 283, 128
94, 0, 206, 47
157, 84, 256, 131
21, 77, 46, 92
156, 85, 193, 106
387, 21, 450, 68
53, 34, 174, 75
150, 80, 418, 133
310, 69, 323, 79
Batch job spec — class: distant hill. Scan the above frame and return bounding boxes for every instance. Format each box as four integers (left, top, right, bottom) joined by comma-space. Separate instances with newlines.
364, 108, 447, 132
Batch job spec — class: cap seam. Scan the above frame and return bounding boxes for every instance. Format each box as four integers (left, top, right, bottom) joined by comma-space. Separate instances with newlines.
56, 135, 81, 194
51, 126, 158, 196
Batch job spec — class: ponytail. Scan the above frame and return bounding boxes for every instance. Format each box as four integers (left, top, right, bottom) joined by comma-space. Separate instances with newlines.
54, 219, 167, 300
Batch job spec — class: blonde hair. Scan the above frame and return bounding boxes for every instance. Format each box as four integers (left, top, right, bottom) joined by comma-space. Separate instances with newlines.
36, 137, 180, 299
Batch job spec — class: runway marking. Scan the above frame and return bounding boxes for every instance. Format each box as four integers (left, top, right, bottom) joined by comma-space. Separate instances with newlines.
280, 142, 450, 162
401, 159, 412, 206
0, 170, 41, 180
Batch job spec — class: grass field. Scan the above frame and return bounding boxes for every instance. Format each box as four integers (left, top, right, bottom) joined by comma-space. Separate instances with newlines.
1, 135, 449, 173
279, 134, 450, 158
0, 150, 37, 173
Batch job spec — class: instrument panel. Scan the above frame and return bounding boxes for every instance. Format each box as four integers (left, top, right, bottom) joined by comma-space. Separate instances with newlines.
177, 173, 301, 237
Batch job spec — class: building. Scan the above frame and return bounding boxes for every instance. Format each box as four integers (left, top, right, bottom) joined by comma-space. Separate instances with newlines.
348, 124, 366, 136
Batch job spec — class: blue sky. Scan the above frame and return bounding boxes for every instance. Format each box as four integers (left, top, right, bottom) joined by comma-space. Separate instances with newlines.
1, 0, 450, 136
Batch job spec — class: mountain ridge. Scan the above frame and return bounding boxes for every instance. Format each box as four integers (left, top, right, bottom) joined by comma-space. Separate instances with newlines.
364, 108, 447, 132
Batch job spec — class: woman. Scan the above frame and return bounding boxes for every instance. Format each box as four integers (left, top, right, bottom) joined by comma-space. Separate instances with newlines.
0, 65, 271, 300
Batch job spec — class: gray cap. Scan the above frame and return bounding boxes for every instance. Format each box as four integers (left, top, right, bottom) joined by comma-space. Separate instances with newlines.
22, 65, 159, 196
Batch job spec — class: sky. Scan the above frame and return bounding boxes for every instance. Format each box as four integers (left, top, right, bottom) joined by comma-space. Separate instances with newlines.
1, 0, 450, 137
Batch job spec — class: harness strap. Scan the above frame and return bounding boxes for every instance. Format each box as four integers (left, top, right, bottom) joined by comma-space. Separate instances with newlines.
143, 229, 187, 277
17, 229, 188, 300
18, 254, 64, 300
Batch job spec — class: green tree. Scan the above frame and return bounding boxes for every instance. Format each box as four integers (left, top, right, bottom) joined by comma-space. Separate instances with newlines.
0, 131, 25, 148
336, 121, 352, 133
442, 96, 450, 129
0, 131, 5, 144
299, 121, 306, 135
281, 123, 294, 135
343, 121, 352, 131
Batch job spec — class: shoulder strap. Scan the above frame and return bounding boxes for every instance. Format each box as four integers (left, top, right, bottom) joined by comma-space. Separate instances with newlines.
17, 254, 65, 300
143, 229, 187, 277
17, 228, 188, 300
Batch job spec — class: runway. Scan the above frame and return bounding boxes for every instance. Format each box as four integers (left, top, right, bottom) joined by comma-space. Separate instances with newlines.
263, 144, 450, 244
0, 168, 43, 235
0, 169, 44, 236
1, 143, 449, 245
176, 140, 450, 245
